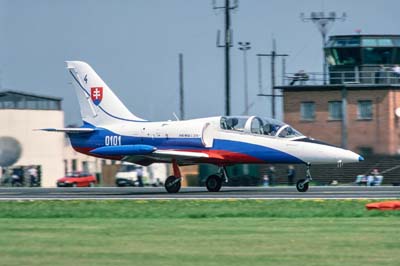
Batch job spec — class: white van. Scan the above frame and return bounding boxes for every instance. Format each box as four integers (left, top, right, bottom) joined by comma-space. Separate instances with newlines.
115, 163, 167, 187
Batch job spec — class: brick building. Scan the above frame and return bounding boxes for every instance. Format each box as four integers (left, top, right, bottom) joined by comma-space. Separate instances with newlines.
280, 85, 400, 156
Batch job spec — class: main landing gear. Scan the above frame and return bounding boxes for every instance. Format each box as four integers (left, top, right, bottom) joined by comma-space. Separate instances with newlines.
165, 160, 182, 193
164, 162, 228, 193
296, 163, 312, 192
205, 166, 228, 192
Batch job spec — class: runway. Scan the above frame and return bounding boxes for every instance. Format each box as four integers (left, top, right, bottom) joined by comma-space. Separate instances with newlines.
0, 186, 399, 200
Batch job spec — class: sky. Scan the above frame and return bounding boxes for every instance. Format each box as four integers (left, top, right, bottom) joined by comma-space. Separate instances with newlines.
1, 0, 399, 125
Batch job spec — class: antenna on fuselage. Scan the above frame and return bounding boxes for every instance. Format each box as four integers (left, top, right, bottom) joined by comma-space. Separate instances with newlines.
172, 112, 180, 121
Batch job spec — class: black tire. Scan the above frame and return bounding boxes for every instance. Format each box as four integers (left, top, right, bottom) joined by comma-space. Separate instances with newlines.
296, 179, 309, 192
165, 176, 181, 193
116, 179, 128, 187
206, 174, 222, 192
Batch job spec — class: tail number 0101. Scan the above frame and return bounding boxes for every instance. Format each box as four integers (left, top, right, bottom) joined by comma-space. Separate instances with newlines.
105, 136, 122, 146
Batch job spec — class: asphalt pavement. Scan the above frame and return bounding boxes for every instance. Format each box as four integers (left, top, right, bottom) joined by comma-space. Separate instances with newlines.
0, 186, 398, 200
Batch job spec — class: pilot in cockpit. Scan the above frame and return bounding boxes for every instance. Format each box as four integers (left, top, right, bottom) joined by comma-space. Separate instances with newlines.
262, 124, 272, 135
226, 118, 239, 130
220, 117, 239, 130
262, 123, 279, 136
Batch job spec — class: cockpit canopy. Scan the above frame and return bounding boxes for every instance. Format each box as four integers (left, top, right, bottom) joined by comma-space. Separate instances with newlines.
220, 116, 304, 138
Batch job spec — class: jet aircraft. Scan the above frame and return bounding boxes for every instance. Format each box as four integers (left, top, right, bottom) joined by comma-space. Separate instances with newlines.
42, 61, 363, 193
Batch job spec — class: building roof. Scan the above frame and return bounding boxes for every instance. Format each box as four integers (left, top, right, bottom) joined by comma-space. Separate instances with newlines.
332, 34, 400, 38
0, 90, 62, 111
326, 34, 400, 49
0, 90, 62, 101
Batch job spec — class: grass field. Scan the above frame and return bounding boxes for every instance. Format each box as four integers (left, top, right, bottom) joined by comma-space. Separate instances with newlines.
0, 200, 399, 266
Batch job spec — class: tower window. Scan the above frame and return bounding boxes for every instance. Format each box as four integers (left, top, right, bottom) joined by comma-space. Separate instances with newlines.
300, 102, 315, 121
357, 100, 373, 120
328, 101, 343, 120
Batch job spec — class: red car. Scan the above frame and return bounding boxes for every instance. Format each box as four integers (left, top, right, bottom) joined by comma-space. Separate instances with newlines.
57, 172, 97, 187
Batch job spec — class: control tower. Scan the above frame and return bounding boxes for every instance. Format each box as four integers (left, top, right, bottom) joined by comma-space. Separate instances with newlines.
325, 34, 400, 84
276, 34, 400, 156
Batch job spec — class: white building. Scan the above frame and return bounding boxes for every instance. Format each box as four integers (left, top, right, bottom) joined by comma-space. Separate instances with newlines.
0, 90, 105, 187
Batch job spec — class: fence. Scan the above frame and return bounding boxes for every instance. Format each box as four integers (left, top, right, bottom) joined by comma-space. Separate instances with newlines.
284, 69, 400, 86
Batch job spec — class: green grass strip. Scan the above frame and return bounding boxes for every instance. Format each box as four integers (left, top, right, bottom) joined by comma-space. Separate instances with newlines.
0, 199, 399, 219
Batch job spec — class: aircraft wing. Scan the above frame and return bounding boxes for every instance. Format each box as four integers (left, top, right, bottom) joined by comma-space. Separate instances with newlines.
38, 128, 95, 133
88, 145, 209, 165
122, 149, 210, 166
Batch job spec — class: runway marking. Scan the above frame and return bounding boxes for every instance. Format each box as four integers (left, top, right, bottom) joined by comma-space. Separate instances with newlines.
0, 186, 398, 200
42, 191, 400, 196
0, 197, 398, 201
0, 190, 397, 195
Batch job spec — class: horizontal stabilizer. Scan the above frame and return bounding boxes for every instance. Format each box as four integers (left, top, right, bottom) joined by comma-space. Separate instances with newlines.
39, 128, 95, 134
90, 145, 156, 156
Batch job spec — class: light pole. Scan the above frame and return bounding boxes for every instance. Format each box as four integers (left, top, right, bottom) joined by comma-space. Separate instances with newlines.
238, 41, 251, 115
301, 11, 346, 85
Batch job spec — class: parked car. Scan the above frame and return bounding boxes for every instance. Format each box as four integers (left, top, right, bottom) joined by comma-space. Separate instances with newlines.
57, 172, 97, 187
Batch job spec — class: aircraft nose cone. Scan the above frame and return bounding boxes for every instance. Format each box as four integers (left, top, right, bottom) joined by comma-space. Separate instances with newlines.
349, 152, 363, 163
338, 150, 363, 163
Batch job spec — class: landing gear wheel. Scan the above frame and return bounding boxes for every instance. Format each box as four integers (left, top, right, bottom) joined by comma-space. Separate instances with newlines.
296, 179, 309, 192
165, 176, 181, 193
206, 174, 222, 192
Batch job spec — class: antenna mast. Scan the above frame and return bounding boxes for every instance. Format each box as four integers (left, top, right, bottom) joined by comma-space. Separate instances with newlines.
213, 0, 239, 116
301, 11, 346, 85
257, 39, 288, 119
178, 53, 184, 120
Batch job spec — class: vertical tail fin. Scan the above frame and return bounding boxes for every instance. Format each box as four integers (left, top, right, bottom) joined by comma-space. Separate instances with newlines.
66, 61, 146, 126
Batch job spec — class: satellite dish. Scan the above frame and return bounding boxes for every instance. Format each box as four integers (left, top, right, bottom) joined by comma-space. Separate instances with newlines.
395, 108, 400, 118
0, 137, 22, 167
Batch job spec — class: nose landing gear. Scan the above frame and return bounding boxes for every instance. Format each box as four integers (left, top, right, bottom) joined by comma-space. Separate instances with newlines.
296, 163, 312, 192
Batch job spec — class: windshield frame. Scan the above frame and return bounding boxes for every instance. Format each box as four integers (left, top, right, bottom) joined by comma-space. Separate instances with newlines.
219, 116, 304, 139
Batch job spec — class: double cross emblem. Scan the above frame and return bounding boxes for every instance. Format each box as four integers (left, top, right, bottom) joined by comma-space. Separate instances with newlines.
90, 87, 103, 105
